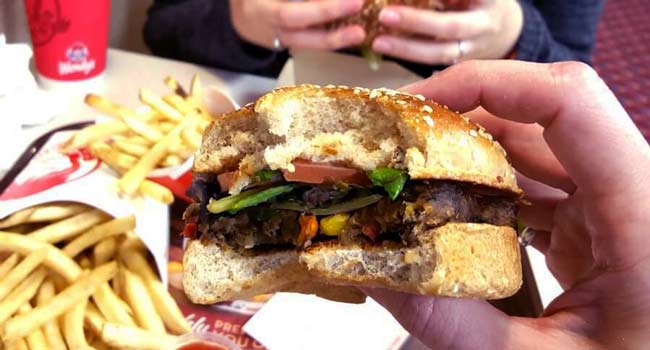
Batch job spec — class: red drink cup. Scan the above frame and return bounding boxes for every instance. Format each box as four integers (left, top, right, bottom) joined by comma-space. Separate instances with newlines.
24, 0, 110, 87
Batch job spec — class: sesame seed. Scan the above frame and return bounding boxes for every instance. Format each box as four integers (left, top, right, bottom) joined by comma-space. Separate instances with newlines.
423, 116, 434, 127
369, 90, 382, 99
415, 94, 425, 101
469, 130, 478, 137
325, 84, 335, 88
338, 85, 348, 89
353, 89, 362, 94
422, 105, 433, 113
396, 100, 407, 105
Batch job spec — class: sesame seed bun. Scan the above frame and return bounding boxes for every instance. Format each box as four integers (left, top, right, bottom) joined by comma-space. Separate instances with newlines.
194, 84, 520, 195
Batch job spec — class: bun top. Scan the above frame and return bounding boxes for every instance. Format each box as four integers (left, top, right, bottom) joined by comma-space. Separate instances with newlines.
195, 84, 520, 195
327, 0, 473, 46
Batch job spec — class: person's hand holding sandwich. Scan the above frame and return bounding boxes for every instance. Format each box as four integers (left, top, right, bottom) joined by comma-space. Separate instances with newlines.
230, 0, 367, 50
230, 0, 522, 63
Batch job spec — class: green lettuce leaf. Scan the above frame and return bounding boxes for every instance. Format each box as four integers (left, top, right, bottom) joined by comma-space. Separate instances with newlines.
367, 168, 408, 200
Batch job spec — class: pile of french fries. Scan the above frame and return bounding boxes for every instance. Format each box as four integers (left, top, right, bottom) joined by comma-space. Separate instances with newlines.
0, 202, 191, 350
64, 75, 213, 204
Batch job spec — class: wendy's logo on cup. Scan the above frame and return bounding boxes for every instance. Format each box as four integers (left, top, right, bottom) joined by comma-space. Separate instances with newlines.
27, 0, 70, 47
58, 42, 96, 76
66, 42, 88, 62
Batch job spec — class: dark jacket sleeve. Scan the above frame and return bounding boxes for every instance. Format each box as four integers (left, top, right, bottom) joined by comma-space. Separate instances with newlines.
515, 0, 605, 64
143, 0, 287, 76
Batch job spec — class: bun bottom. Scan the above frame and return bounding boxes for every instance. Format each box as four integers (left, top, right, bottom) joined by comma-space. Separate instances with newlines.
183, 223, 522, 304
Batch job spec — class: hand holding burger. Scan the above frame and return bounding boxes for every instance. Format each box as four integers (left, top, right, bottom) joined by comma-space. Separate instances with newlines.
230, 0, 366, 50
368, 60, 650, 349
372, 0, 524, 64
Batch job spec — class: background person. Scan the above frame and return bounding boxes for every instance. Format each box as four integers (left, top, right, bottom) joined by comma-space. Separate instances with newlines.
144, 0, 605, 77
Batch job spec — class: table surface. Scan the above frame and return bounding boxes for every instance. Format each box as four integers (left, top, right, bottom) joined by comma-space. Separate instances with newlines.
18, 48, 276, 147
15, 48, 551, 350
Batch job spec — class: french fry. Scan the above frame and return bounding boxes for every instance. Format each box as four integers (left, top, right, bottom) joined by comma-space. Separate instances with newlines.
120, 249, 191, 334
120, 232, 147, 253
27, 209, 110, 244
89, 142, 173, 203
101, 323, 178, 350
0, 254, 19, 277
78, 255, 92, 269
66, 121, 130, 150
17, 303, 49, 350
89, 141, 138, 173
2, 262, 117, 343
190, 74, 202, 101
85, 94, 163, 142
113, 139, 150, 157
157, 121, 176, 133
186, 74, 212, 119
163, 94, 194, 116
0, 232, 81, 282
85, 94, 155, 122
118, 119, 190, 195
0, 203, 88, 229
0, 248, 48, 301
93, 237, 117, 266
139, 88, 184, 122
62, 216, 135, 258
91, 338, 113, 350
164, 76, 188, 97
160, 154, 182, 168
112, 269, 123, 299
167, 136, 185, 155
122, 268, 165, 334
120, 116, 164, 143
0, 268, 47, 324
124, 135, 153, 147
93, 283, 136, 327
85, 302, 106, 335
139, 181, 174, 205
181, 121, 202, 150
63, 297, 89, 350
36, 279, 68, 350
4, 337, 28, 350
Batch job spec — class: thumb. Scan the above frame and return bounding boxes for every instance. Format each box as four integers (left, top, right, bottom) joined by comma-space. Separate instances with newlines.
364, 288, 514, 349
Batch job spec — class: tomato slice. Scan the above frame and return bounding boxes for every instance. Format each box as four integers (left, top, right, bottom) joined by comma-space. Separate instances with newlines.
182, 223, 197, 238
217, 160, 370, 189
283, 160, 371, 186
217, 171, 237, 191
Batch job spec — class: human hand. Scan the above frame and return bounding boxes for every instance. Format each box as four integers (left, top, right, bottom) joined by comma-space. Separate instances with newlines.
230, 0, 365, 50
372, 0, 523, 64
366, 60, 650, 349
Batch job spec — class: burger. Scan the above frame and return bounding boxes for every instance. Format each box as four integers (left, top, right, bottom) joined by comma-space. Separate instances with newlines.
182, 84, 522, 305
327, 0, 474, 68
329, 0, 473, 47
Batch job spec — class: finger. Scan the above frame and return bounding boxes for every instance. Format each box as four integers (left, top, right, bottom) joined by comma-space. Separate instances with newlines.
364, 288, 513, 349
378, 6, 493, 39
517, 174, 565, 233
402, 60, 650, 196
373, 35, 469, 65
529, 230, 551, 253
466, 107, 575, 193
264, 0, 364, 30
278, 25, 365, 50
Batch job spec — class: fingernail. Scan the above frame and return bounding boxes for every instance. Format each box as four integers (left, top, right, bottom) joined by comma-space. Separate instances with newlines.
379, 9, 400, 24
373, 38, 392, 52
